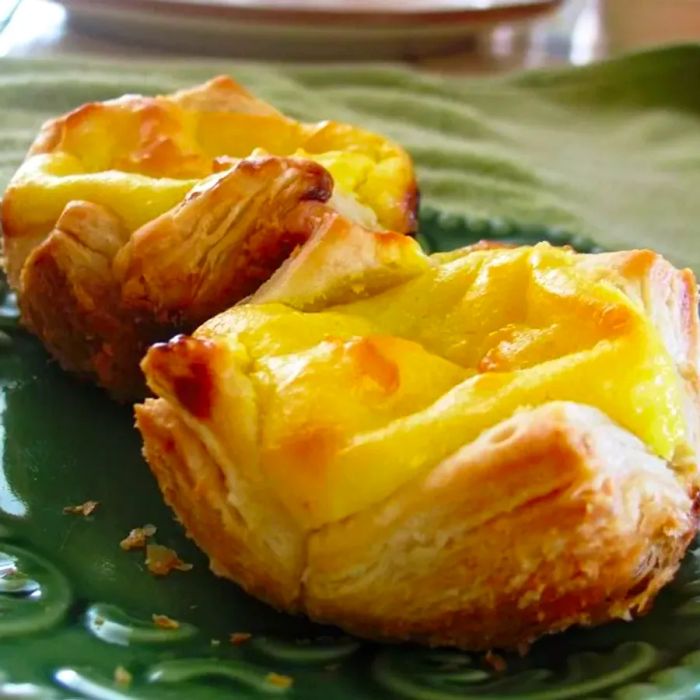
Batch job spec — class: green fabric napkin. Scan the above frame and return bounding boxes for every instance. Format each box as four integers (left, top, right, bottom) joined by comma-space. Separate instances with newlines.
0, 45, 698, 271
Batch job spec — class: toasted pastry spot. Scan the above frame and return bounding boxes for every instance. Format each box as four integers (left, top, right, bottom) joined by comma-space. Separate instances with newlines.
145, 336, 217, 420
344, 337, 401, 395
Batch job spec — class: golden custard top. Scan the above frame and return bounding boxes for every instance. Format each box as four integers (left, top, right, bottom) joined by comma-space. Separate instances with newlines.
143, 241, 688, 530
2, 76, 415, 242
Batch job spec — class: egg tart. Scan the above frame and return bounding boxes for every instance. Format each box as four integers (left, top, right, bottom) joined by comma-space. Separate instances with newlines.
2, 77, 416, 398
136, 224, 700, 649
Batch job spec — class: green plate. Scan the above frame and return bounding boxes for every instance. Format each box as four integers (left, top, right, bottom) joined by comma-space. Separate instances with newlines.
1, 210, 699, 700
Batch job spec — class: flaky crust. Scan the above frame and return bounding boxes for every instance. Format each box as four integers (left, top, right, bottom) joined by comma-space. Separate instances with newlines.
114, 158, 332, 327
136, 394, 304, 609
136, 397, 697, 649
305, 403, 696, 649
136, 244, 700, 649
18, 200, 151, 399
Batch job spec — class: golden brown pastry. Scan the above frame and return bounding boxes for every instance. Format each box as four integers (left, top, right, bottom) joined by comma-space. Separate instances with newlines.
2, 77, 416, 398
136, 230, 700, 650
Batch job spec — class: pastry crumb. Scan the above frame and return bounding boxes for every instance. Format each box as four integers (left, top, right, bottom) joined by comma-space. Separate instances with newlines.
114, 666, 132, 686
120, 524, 157, 551
229, 632, 252, 646
145, 543, 192, 576
516, 642, 530, 657
63, 500, 99, 516
152, 613, 180, 630
484, 650, 507, 672
265, 672, 293, 690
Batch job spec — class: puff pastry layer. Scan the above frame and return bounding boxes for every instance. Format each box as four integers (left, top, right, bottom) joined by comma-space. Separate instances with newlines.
136, 230, 700, 649
2, 77, 416, 398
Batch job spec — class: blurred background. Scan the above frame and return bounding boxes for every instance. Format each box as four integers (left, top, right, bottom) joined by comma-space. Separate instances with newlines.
0, 0, 699, 72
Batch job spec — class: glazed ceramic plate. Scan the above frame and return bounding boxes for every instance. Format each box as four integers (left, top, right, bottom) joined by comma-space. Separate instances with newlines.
1, 210, 700, 700
56, 0, 560, 59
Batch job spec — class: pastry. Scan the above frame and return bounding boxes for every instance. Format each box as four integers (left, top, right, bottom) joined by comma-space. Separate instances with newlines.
136, 229, 700, 650
2, 77, 416, 398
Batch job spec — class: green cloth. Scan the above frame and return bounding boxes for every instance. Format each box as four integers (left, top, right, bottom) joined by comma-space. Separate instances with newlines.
0, 45, 699, 271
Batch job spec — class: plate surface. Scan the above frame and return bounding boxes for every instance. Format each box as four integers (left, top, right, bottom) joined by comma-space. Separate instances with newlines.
1, 210, 700, 700
56, 0, 559, 59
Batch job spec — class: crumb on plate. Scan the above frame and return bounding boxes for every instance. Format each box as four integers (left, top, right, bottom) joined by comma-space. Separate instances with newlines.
1, 566, 18, 579
145, 543, 193, 576
114, 666, 132, 686
120, 524, 157, 551
265, 672, 293, 690
152, 613, 180, 630
517, 642, 530, 657
484, 650, 507, 672
229, 632, 252, 646
63, 500, 99, 516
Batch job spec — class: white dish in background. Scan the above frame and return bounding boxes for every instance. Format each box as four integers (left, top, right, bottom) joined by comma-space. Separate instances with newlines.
55, 0, 561, 60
